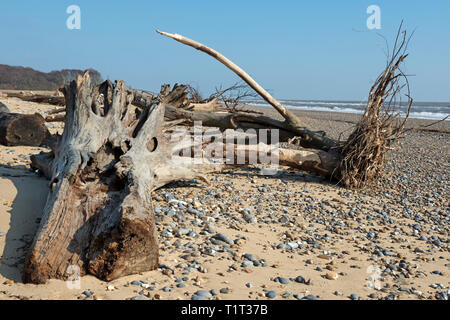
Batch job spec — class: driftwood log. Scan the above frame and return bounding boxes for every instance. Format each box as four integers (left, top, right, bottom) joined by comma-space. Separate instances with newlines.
155, 30, 339, 152
0, 103, 50, 146
5, 92, 65, 106
23, 72, 222, 284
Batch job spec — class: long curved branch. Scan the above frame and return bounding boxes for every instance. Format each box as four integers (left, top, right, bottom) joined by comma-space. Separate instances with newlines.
156, 30, 303, 128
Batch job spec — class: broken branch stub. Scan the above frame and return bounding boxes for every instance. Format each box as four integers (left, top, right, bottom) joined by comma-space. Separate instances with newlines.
23, 71, 220, 284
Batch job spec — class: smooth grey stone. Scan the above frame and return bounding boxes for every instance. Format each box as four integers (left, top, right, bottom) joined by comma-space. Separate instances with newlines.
154, 207, 162, 214
175, 227, 192, 237
194, 290, 212, 298
212, 233, 234, 245
278, 277, 290, 284
243, 253, 256, 262
294, 293, 304, 300
241, 261, 253, 268
243, 214, 257, 223
82, 290, 93, 297
287, 242, 299, 249
301, 295, 319, 300
131, 295, 150, 300
349, 294, 359, 300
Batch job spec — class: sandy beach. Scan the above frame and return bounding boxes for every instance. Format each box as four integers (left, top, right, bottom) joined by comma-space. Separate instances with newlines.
0, 94, 448, 300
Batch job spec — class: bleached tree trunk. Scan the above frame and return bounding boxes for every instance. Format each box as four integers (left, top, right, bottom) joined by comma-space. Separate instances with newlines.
23, 72, 221, 284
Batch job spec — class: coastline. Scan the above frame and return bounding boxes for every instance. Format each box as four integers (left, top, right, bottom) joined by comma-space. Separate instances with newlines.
245, 104, 450, 135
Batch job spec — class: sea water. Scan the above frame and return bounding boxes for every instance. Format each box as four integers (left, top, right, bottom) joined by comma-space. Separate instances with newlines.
248, 99, 450, 121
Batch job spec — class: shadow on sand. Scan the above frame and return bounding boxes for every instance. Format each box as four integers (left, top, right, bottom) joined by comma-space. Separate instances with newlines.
0, 164, 48, 282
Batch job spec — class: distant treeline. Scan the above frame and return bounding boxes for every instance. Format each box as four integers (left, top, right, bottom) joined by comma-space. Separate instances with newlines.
0, 64, 102, 90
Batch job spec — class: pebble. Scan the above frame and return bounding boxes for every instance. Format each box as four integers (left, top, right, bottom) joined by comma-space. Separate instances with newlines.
294, 293, 304, 300
431, 270, 443, 275
241, 261, 254, 268
325, 272, 339, 280
82, 290, 93, 297
266, 291, 277, 299
243, 214, 257, 223
194, 290, 212, 299
212, 233, 234, 245
349, 294, 359, 300
275, 277, 290, 284
287, 242, 299, 250
175, 227, 192, 237
131, 295, 150, 300
301, 295, 319, 300
243, 253, 257, 262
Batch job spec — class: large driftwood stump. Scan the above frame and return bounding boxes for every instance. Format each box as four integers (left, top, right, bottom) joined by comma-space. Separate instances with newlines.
0, 105, 50, 146
23, 72, 218, 284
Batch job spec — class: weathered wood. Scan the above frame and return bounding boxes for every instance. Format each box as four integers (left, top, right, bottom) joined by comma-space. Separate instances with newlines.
187, 97, 222, 112
0, 109, 50, 146
23, 72, 221, 284
203, 139, 341, 178
155, 96, 338, 150
47, 107, 66, 115
156, 30, 304, 128
156, 30, 339, 151
159, 83, 189, 108
4, 88, 339, 150
45, 114, 65, 122
6, 92, 65, 106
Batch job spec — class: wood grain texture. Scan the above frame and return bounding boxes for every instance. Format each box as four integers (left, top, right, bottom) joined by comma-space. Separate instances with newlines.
0, 110, 49, 146
23, 71, 221, 284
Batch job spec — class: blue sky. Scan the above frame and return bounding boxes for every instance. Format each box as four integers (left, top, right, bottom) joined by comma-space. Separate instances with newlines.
0, 1, 449, 102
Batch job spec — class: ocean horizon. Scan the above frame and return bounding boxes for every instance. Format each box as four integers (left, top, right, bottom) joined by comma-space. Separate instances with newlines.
247, 99, 450, 121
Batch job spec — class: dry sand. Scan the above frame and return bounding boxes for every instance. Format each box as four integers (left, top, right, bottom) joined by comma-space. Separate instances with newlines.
0, 94, 448, 300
